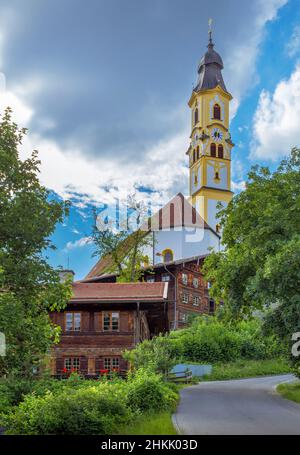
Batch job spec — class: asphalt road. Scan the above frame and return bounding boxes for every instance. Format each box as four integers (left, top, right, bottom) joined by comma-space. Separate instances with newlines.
173, 374, 300, 435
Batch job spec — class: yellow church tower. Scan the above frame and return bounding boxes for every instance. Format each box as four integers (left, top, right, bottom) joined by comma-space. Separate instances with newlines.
188, 23, 234, 233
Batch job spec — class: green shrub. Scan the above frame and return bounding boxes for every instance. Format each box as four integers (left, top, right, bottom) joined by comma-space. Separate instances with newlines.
1, 371, 178, 435
169, 316, 284, 364
124, 335, 179, 376
125, 369, 178, 413
125, 317, 284, 372
2, 382, 132, 435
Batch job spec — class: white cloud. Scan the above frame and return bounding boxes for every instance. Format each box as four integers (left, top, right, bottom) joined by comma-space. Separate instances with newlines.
64, 236, 93, 251
231, 180, 246, 192
226, 0, 288, 119
13, 88, 189, 209
0, 0, 288, 206
286, 25, 300, 57
251, 64, 300, 160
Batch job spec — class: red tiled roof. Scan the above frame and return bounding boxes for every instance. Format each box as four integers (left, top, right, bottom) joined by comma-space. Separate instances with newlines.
70, 281, 168, 303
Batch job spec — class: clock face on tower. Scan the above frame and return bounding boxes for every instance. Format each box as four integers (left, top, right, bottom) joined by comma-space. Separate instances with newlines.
211, 128, 223, 142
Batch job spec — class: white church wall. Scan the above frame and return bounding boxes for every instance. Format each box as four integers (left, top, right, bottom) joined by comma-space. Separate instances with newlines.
152, 228, 220, 264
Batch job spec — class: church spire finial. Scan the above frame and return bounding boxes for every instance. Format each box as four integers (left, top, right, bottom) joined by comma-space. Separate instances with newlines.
208, 18, 213, 48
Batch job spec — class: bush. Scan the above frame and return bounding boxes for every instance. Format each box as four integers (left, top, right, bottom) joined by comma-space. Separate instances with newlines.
1, 371, 178, 435
2, 382, 132, 435
124, 335, 179, 376
126, 317, 284, 371
125, 369, 178, 413
168, 317, 283, 364
0, 373, 91, 415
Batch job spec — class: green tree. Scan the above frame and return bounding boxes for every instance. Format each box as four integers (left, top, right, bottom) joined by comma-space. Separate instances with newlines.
203, 148, 300, 371
0, 108, 71, 378
91, 195, 152, 282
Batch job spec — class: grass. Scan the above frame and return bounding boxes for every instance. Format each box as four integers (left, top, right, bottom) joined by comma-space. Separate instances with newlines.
201, 358, 291, 381
277, 382, 300, 404
119, 411, 177, 435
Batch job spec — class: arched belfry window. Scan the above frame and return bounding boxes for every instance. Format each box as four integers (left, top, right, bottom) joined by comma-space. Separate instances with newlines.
162, 249, 174, 263
197, 146, 200, 160
210, 143, 216, 157
193, 149, 196, 163
213, 104, 221, 120
218, 144, 224, 159
194, 108, 199, 125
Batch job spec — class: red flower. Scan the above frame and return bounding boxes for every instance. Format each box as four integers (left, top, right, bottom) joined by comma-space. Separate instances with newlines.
62, 368, 68, 374
99, 369, 109, 375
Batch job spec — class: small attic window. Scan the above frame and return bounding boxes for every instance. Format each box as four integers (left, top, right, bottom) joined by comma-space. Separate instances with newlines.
213, 104, 221, 120
162, 249, 174, 263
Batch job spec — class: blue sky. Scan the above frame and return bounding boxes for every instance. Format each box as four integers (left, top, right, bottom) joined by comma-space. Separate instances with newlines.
1, 0, 300, 279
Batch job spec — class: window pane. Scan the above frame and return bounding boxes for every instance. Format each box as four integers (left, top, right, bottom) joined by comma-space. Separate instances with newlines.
104, 358, 111, 370
163, 251, 173, 263
162, 273, 170, 282
193, 278, 199, 288
112, 312, 119, 331
103, 313, 110, 331
72, 358, 80, 371
193, 296, 199, 306
182, 293, 189, 304
112, 358, 119, 369
74, 313, 81, 331
146, 277, 155, 283
65, 313, 73, 331
65, 358, 72, 371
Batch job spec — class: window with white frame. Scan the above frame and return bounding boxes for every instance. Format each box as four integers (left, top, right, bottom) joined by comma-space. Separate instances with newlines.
182, 273, 188, 285
179, 312, 187, 322
64, 357, 80, 372
182, 293, 189, 304
104, 357, 120, 371
193, 277, 199, 288
193, 296, 200, 306
65, 312, 81, 331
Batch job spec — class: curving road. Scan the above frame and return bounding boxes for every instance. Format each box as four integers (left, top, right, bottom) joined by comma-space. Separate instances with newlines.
173, 375, 300, 435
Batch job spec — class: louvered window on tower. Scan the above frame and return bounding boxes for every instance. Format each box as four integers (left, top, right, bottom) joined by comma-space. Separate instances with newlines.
213, 104, 221, 120
218, 144, 224, 159
194, 108, 198, 124
211, 143, 216, 157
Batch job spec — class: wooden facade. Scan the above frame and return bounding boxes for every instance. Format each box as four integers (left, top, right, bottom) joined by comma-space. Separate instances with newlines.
143, 256, 214, 329
86, 255, 214, 330
49, 282, 169, 377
